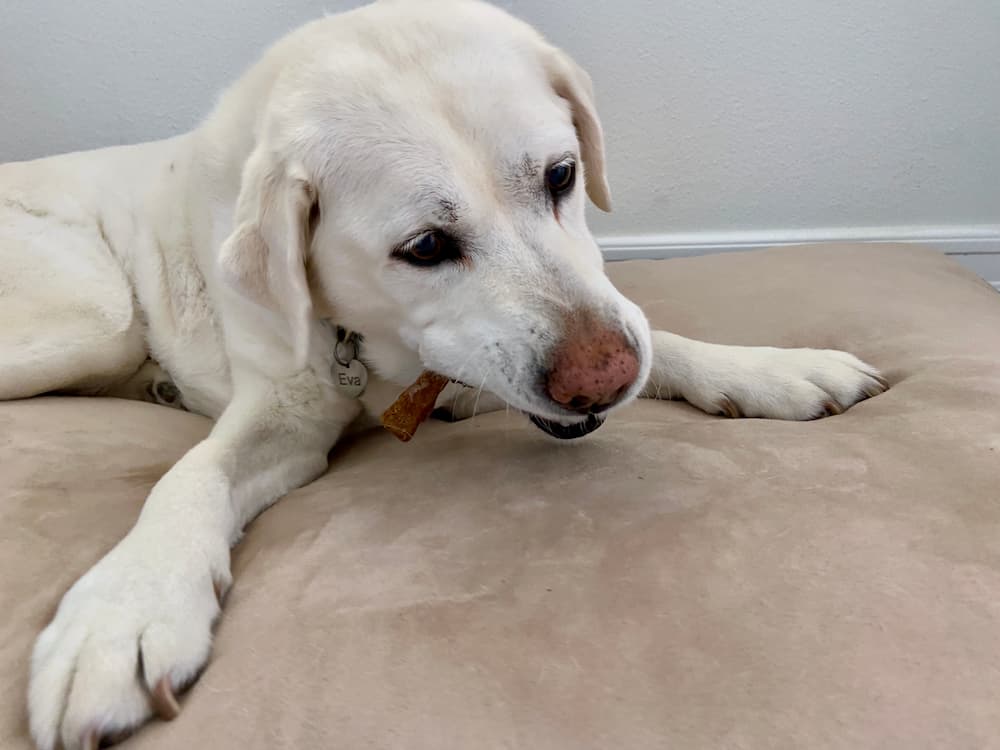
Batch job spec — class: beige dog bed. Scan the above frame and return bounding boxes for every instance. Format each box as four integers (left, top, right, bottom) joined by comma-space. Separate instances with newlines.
3, 243, 999, 749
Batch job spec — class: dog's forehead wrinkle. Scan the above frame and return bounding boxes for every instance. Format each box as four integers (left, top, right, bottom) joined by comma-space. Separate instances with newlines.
290, 78, 578, 234
296, 64, 572, 166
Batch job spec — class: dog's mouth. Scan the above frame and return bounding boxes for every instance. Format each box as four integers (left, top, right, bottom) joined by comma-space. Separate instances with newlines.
529, 412, 605, 440
439, 376, 608, 440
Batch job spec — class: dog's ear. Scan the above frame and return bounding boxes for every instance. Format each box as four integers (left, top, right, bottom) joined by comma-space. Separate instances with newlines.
218, 146, 317, 368
544, 48, 612, 212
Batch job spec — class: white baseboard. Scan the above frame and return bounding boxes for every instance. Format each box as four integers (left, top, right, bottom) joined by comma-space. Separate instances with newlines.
597, 225, 1000, 289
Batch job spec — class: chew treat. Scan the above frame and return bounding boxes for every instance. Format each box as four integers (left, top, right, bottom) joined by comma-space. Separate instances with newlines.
381, 371, 451, 442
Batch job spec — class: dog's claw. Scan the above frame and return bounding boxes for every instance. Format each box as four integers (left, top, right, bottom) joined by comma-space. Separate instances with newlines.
82, 727, 100, 750
823, 400, 844, 416
861, 376, 889, 399
150, 676, 181, 721
212, 575, 230, 606
717, 396, 742, 419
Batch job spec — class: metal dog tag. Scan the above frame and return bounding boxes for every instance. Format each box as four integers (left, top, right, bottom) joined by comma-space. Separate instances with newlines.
332, 328, 368, 399
334, 358, 368, 399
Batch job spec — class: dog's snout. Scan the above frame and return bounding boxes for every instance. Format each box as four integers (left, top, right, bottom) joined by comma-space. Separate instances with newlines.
545, 322, 640, 414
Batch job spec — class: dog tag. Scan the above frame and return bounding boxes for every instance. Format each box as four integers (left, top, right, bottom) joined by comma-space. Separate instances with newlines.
331, 327, 368, 399
333, 358, 368, 399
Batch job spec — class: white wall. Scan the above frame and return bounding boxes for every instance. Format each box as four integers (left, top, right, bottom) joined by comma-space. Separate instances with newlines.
2, 0, 999, 279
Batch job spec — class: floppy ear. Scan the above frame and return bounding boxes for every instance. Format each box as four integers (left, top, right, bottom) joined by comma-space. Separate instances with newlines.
544, 49, 612, 212
218, 145, 317, 369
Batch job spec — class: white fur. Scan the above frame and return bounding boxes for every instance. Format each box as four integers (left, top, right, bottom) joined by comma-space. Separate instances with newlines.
1, 2, 886, 748
642, 332, 886, 420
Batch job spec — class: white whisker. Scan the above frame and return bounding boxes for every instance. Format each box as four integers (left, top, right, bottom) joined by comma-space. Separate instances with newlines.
448, 346, 482, 412
471, 370, 490, 419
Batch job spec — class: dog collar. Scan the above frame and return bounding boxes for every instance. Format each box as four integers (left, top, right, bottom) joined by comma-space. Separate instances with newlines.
331, 325, 368, 399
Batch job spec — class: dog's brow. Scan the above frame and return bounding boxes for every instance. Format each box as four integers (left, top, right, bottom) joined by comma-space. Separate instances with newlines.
435, 197, 460, 224
501, 154, 545, 205
506, 151, 575, 184
414, 189, 460, 224
508, 154, 541, 183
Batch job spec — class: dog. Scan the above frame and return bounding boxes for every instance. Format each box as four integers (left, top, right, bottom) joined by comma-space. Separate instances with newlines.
0, 1, 888, 747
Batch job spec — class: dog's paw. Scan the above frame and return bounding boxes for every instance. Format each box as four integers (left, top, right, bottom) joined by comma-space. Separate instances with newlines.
29, 533, 230, 750
669, 347, 888, 421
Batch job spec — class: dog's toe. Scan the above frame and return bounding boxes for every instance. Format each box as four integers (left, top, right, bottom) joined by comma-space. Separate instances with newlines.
29, 538, 224, 750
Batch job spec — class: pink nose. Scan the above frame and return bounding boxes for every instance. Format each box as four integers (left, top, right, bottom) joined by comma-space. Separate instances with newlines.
545, 322, 640, 413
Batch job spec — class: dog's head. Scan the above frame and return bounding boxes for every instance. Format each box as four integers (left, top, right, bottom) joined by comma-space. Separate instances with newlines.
219, 0, 652, 436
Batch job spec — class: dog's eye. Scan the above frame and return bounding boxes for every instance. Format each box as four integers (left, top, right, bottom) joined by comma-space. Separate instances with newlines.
394, 229, 459, 267
546, 160, 576, 197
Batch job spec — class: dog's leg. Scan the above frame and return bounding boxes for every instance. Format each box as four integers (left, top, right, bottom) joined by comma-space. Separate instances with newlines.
100, 359, 189, 409
27, 367, 360, 750
641, 330, 888, 420
0, 209, 147, 400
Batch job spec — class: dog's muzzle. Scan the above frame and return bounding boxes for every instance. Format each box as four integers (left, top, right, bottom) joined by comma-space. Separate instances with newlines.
529, 413, 605, 440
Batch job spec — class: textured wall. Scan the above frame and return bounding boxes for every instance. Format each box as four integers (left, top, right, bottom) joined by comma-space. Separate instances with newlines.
2, 0, 999, 241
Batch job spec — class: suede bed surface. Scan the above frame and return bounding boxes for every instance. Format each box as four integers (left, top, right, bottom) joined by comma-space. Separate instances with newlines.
2, 244, 999, 749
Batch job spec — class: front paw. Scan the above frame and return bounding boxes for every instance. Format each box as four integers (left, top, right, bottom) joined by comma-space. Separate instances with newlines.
686, 347, 888, 421
29, 534, 230, 750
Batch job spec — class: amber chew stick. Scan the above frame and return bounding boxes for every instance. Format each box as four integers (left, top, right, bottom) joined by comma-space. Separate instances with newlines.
380, 371, 451, 442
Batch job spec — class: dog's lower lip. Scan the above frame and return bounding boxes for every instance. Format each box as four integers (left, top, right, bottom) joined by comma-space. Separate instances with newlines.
529, 413, 605, 440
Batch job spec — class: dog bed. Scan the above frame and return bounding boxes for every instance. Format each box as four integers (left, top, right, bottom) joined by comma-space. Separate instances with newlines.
3, 243, 999, 749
